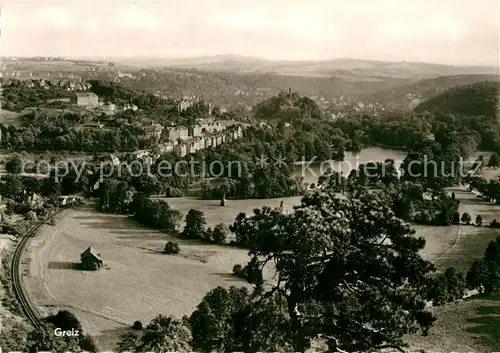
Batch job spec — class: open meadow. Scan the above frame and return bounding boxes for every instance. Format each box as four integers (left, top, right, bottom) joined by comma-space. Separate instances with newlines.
407, 185, 500, 352
22, 206, 255, 349
0, 109, 23, 126
161, 196, 302, 229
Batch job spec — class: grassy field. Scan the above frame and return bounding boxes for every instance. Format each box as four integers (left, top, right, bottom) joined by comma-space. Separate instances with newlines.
0, 109, 23, 126
23, 207, 253, 350
21, 186, 500, 351
407, 186, 500, 351
428, 186, 500, 271
409, 294, 500, 352
163, 196, 302, 229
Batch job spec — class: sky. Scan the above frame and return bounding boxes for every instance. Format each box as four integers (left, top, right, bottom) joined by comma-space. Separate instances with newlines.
1, 0, 499, 66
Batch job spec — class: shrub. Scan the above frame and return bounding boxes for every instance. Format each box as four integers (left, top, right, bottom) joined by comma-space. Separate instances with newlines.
211, 223, 228, 245
164, 241, 180, 255
79, 335, 98, 352
428, 267, 466, 306
476, 215, 483, 226
461, 212, 472, 225
428, 276, 449, 306
5, 155, 22, 174
181, 209, 207, 240
132, 320, 143, 330
488, 153, 500, 168
25, 211, 38, 221
232, 261, 264, 285
165, 187, 184, 198
245, 258, 264, 285
45, 310, 82, 331
232, 264, 245, 278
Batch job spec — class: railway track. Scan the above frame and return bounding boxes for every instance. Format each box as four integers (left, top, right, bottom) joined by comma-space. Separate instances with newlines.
10, 206, 71, 330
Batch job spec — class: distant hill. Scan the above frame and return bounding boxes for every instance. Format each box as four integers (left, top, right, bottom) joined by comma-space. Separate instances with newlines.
364, 74, 500, 108
120, 69, 411, 108
414, 81, 500, 118
112, 55, 499, 80
252, 90, 323, 121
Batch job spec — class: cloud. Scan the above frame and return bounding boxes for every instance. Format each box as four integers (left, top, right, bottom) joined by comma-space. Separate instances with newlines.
427, 13, 466, 40
84, 18, 100, 35
1, 8, 20, 30
114, 4, 159, 29
33, 6, 74, 30
206, 9, 268, 31
0, 0, 497, 66
279, 11, 324, 41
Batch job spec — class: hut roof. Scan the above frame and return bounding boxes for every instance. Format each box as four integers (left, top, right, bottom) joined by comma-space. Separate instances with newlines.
81, 246, 102, 262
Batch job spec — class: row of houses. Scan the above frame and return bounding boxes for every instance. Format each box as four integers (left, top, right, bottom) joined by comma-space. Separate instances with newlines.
1, 78, 92, 92
165, 119, 226, 142
159, 124, 244, 157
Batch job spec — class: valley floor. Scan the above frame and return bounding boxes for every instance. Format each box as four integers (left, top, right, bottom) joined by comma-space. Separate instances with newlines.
19, 187, 500, 351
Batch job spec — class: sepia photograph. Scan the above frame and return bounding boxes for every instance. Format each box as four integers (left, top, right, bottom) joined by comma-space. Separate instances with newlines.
0, 0, 499, 352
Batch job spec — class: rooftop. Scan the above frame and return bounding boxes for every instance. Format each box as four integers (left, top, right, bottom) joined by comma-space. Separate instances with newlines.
81, 246, 102, 261
75, 92, 98, 98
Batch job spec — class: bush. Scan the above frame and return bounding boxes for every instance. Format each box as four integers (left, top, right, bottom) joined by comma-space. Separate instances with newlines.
466, 236, 500, 294
132, 320, 143, 330
45, 310, 82, 331
79, 335, 98, 352
5, 155, 22, 174
211, 223, 228, 244
245, 258, 264, 285
165, 187, 184, 198
428, 267, 466, 306
232, 261, 264, 285
164, 241, 180, 255
181, 209, 207, 240
232, 264, 245, 278
25, 211, 38, 221
476, 215, 483, 226
461, 212, 472, 225
489, 153, 500, 168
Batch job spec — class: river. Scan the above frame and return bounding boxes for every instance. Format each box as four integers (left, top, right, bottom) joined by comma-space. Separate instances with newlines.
293, 147, 408, 185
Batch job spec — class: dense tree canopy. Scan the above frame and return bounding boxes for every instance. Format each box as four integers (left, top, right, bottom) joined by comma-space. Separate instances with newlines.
414, 81, 500, 118
225, 187, 436, 352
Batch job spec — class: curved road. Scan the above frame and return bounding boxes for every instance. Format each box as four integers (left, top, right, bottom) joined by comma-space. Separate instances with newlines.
11, 207, 70, 330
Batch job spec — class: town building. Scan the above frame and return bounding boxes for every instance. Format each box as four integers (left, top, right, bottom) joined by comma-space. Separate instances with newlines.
81, 121, 105, 129
204, 136, 213, 149
80, 246, 103, 270
148, 123, 164, 141
123, 103, 138, 111
71, 92, 99, 107
178, 95, 196, 112
191, 124, 204, 137
134, 150, 149, 159
46, 98, 71, 104
166, 126, 189, 143
159, 141, 174, 154
110, 154, 120, 166
234, 125, 243, 139
102, 102, 116, 114
173, 143, 187, 157
199, 135, 206, 149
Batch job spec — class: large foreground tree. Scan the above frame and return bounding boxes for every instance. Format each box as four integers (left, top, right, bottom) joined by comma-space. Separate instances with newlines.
222, 187, 436, 352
